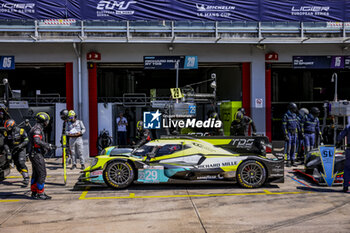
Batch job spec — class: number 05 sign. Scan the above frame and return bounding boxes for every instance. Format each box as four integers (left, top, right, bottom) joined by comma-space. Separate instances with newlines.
0, 56, 15, 70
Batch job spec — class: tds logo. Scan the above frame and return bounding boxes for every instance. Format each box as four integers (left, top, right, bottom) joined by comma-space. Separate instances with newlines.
230, 139, 254, 148
143, 110, 162, 129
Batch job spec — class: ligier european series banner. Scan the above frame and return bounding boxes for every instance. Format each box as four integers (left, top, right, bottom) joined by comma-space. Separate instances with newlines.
0, 0, 348, 21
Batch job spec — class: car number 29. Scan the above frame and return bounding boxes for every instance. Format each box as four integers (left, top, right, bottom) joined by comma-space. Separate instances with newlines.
145, 170, 158, 181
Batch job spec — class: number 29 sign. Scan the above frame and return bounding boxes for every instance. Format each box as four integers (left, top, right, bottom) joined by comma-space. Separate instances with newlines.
0, 56, 15, 70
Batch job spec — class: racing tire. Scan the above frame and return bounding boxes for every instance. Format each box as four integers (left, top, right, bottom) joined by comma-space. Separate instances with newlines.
103, 160, 135, 189
237, 160, 267, 188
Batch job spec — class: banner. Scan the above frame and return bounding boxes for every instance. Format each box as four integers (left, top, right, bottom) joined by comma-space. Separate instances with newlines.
0, 0, 348, 21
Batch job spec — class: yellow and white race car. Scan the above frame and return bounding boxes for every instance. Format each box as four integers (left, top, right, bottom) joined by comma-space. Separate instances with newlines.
79, 136, 284, 189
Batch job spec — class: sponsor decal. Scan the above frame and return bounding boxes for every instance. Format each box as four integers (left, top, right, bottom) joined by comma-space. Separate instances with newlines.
230, 139, 255, 148
291, 6, 330, 16
196, 174, 224, 180
196, 161, 238, 169
195, 3, 235, 18
96, 0, 136, 17
0, 2, 35, 14
143, 109, 222, 129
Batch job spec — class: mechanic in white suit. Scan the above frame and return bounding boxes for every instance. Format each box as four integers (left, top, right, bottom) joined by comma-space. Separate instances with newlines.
66, 110, 86, 170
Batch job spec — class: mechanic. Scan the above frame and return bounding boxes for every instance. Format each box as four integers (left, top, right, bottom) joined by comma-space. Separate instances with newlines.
29, 112, 56, 200
282, 102, 299, 167
336, 125, 350, 193
60, 109, 71, 165
296, 108, 309, 164
133, 120, 152, 147
303, 107, 323, 156
3, 119, 29, 186
66, 110, 86, 170
230, 108, 256, 136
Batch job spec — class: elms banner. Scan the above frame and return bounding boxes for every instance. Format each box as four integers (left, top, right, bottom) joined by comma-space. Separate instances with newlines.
0, 0, 349, 21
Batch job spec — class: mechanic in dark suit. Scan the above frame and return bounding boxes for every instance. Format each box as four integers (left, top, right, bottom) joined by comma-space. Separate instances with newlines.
282, 103, 299, 167
230, 108, 256, 136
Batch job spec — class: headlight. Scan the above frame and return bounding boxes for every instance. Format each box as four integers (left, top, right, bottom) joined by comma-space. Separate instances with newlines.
90, 158, 98, 167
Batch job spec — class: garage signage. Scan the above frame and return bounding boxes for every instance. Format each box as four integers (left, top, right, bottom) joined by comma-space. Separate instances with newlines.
144, 56, 198, 70
0, 56, 15, 70
0, 1, 349, 22
293, 56, 350, 69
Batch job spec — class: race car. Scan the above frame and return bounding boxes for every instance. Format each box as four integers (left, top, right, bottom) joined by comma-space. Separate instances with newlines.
299, 147, 345, 185
78, 136, 284, 189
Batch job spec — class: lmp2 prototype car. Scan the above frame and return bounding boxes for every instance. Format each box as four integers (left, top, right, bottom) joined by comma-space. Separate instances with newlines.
79, 136, 284, 189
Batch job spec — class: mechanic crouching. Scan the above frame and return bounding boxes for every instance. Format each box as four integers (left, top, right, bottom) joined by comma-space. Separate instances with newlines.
29, 112, 56, 200
282, 103, 299, 167
336, 125, 350, 193
230, 108, 257, 136
3, 119, 29, 186
133, 120, 152, 147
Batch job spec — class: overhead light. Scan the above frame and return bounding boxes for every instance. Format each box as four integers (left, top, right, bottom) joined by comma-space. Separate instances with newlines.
168, 45, 174, 51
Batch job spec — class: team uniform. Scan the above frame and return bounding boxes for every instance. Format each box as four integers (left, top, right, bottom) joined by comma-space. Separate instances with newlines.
282, 110, 299, 166
4, 125, 29, 185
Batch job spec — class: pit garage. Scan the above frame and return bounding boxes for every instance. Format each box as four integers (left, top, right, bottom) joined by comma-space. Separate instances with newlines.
0, 62, 73, 155
269, 63, 350, 141
96, 62, 244, 145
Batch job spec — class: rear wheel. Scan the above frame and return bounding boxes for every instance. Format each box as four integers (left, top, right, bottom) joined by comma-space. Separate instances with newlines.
103, 160, 134, 189
237, 160, 266, 188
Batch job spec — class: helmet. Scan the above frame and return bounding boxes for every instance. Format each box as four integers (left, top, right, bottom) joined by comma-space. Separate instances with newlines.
60, 109, 69, 121
310, 107, 320, 117
4, 119, 15, 131
234, 111, 243, 122
299, 108, 309, 117
68, 110, 76, 121
288, 102, 298, 113
210, 111, 218, 119
238, 107, 246, 115
35, 112, 50, 126
137, 120, 143, 130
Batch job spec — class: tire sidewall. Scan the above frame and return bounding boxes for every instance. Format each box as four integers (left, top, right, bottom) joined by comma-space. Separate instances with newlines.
103, 160, 134, 189
237, 160, 267, 188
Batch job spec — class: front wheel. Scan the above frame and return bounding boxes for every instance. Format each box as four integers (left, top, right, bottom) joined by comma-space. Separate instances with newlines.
103, 160, 135, 189
237, 160, 266, 188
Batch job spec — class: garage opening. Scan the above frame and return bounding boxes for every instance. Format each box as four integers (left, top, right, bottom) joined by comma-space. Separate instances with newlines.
270, 63, 350, 140
96, 63, 243, 143
0, 63, 68, 148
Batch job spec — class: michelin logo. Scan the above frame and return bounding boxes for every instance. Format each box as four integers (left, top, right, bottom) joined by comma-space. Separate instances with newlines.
144, 110, 162, 129
195, 3, 234, 18
196, 4, 235, 12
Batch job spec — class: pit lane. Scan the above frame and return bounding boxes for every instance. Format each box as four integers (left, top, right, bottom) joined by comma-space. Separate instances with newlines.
0, 158, 349, 233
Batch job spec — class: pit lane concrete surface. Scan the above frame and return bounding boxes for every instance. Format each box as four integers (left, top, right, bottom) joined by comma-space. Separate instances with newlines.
0, 158, 350, 233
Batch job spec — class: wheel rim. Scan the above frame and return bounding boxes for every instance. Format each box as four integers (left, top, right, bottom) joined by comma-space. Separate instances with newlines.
241, 163, 264, 186
108, 162, 131, 185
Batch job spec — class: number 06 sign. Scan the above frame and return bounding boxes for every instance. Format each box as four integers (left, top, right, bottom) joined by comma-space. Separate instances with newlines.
0, 56, 15, 70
